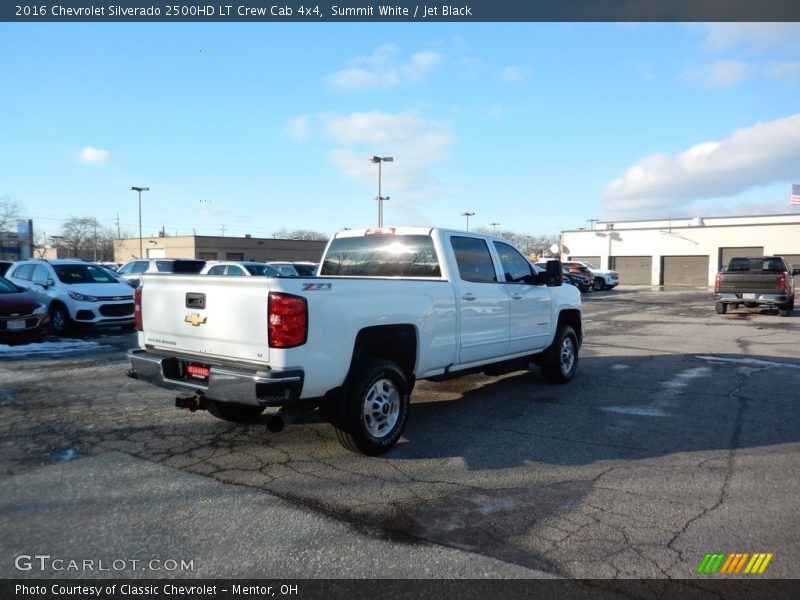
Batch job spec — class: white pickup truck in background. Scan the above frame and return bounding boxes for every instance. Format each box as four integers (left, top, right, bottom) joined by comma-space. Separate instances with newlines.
127, 227, 583, 455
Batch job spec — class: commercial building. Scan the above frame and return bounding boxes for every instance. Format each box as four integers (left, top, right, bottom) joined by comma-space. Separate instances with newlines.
113, 234, 327, 264
560, 214, 800, 287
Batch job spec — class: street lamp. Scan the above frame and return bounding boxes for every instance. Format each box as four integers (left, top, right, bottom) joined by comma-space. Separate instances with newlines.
461, 212, 475, 231
490, 222, 500, 234
131, 186, 149, 258
370, 156, 393, 227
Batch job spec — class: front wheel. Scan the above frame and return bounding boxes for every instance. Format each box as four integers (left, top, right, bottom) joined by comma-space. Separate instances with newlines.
50, 304, 72, 335
335, 359, 410, 456
541, 325, 579, 384
592, 278, 605, 291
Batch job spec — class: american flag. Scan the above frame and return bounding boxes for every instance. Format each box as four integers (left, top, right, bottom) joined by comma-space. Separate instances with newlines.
792, 183, 800, 206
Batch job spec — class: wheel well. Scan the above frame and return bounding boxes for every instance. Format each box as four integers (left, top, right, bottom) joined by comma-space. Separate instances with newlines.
557, 309, 582, 346
49, 300, 68, 314
350, 325, 417, 382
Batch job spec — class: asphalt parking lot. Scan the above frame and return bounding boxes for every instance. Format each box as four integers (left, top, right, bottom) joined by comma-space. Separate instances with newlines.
1, 287, 799, 579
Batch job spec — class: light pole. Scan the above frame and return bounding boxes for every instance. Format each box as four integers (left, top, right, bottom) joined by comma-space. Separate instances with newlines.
131, 186, 149, 258
370, 156, 393, 227
461, 212, 475, 231
490, 222, 500, 234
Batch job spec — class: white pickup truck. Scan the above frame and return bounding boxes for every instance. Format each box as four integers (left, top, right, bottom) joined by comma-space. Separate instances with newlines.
127, 227, 583, 455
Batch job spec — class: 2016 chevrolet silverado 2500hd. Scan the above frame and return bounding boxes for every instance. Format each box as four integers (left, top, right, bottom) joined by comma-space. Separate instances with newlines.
715, 256, 798, 317
127, 227, 583, 455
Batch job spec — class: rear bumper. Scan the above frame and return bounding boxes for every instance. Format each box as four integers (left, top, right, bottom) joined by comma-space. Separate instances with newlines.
715, 293, 791, 305
126, 348, 304, 407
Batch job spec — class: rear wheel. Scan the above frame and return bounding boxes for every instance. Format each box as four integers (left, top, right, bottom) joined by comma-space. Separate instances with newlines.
207, 401, 265, 423
541, 325, 579, 384
715, 302, 727, 314
335, 359, 410, 456
778, 304, 791, 317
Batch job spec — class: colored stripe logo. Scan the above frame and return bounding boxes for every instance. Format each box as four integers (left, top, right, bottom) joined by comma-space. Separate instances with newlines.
696, 552, 773, 574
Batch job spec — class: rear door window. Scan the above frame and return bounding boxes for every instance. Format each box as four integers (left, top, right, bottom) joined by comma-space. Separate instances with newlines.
450, 236, 497, 283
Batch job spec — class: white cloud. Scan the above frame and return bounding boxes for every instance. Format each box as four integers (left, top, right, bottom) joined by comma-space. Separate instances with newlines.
285, 116, 311, 140
682, 60, 753, 87
697, 23, 800, 52
498, 65, 530, 83
325, 45, 442, 90
77, 146, 110, 164
322, 110, 453, 194
767, 61, 800, 84
603, 113, 800, 217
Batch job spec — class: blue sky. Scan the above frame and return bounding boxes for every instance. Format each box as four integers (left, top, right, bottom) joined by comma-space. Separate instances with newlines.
2, 22, 800, 241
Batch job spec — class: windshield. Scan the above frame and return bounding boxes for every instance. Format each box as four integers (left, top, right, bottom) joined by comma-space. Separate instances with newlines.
0, 277, 19, 293
245, 264, 282, 276
53, 264, 118, 284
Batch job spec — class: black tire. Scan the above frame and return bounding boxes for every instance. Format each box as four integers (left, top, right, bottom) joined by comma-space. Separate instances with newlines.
541, 325, 579, 384
778, 304, 790, 317
592, 277, 605, 291
50, 303, 72, 335
207, 401, 265, 423
335, 359, 410, 456
715, 302, 727, 314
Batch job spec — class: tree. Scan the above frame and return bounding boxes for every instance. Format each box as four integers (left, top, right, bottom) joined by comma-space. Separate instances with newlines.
272, 228, 329, 241
60, 217, 98, 258
0, 195, 23, 233
474, 227, 559, 259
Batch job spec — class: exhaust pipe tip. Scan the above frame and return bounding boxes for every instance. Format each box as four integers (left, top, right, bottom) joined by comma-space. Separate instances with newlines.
266, 416, 285, 433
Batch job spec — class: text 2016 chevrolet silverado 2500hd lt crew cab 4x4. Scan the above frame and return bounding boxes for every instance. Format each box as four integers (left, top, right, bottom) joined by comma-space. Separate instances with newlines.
127, 227, 583, 455
715, 256, 798, 317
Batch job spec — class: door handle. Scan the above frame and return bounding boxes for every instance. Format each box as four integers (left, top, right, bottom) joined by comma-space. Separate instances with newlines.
461, 292, 476, 301
511, 293, 523, 300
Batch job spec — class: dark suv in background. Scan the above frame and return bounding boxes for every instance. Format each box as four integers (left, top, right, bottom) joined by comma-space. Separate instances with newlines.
117, 258, 206, 287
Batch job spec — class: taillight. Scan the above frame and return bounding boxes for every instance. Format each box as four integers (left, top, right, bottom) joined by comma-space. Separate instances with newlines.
268, 292, 307, 348
778, 273, 786, 292
134, 286, 143, 331
714, 272, 721, 291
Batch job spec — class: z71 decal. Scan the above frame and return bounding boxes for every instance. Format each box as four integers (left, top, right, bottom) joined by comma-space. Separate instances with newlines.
302, 283, 332, 291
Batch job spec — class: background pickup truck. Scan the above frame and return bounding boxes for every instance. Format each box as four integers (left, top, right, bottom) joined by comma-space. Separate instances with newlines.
714, 256, 798, 316
127, 227, 582, 455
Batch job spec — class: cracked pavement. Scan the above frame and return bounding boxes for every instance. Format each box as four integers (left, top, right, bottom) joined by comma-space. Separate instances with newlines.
1, 288, 799, 578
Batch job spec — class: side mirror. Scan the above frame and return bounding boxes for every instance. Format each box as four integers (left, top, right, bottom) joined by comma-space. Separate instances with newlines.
792, 268, 800, 276
545, 260, 563, 286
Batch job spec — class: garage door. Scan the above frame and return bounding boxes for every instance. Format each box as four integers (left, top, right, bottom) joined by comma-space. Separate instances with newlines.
610, 256, 652, 285
718, 246, 763, 271
662, 255, 709, 287
778, 254, 800, 271
569, 255, 602, 268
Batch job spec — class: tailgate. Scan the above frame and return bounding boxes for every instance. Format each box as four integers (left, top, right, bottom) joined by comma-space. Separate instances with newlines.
718, 272, 784, 294
139, 274, 271, 365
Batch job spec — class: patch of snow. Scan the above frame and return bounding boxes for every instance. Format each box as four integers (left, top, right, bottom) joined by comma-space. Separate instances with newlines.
695, 355, 800, 369
0, 339, 109, 357
601, 406, 669, 417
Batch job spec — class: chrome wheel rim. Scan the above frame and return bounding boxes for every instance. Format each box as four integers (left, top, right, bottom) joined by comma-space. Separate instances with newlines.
361, 377, 400, 439
52, 309, 65, 332
560, 336, 575, 374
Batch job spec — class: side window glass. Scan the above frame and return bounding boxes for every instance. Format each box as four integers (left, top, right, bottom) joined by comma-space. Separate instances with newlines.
450, 236, 497, 283
132, 261, 148, 274
493, 241, 532, 283
12, 264, 34, 281
208, 265, 226, 275
228, 266, 245, 276
118, 263, 133, 275
31, 265, 50, 285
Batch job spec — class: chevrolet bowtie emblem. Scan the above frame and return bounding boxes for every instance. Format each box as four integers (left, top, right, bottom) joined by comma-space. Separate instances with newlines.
185, 313, 207, 326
